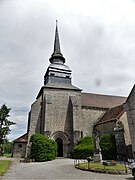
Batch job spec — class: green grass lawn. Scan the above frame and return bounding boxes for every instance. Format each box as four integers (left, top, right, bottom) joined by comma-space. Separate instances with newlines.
0, 160, 11, 176
78, 162, 128, 171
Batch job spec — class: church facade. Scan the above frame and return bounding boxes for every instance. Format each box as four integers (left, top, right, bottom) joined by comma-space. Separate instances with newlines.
13, 24, 133, 159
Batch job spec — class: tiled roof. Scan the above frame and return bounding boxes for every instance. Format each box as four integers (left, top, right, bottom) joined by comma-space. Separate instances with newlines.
96, 105, 124, 125
81, 92, 126, 109
13, 133, 28, 143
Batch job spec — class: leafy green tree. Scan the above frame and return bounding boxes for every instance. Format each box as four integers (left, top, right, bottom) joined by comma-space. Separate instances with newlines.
74, 136, 94, 159
0, 104, 15, 156
30, 134, 57, 162
100, 134, 117, 160
3, 139, 13, 155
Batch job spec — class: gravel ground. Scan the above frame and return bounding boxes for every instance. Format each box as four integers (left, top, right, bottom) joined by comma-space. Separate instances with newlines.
1, 157, 134, 180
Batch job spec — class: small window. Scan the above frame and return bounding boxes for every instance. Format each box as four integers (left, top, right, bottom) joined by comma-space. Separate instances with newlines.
51, 73, 55, 76
18, 144, 22, 148
66, 75, 70, 78
81, 131, 83, 138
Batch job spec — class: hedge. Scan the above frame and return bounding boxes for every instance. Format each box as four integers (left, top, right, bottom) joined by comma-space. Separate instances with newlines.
74, 136, 94, 159
30, 134, 57, 162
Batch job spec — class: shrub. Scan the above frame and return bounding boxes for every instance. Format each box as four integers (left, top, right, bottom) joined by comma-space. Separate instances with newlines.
74, 136, 94, 159
100, 134, 117, 160
3, 139, 13, 154
30, 134, 57, 162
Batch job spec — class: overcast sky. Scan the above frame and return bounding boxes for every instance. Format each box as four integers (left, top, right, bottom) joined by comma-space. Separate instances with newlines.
0, 0, 135, 141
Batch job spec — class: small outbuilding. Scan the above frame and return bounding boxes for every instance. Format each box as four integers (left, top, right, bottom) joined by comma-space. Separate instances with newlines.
13, 133, 28, 158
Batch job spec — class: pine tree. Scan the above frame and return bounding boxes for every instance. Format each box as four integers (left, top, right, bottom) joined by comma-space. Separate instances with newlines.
0, 104, 15, 156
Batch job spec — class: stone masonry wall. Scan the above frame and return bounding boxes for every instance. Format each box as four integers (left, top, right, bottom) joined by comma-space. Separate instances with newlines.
126, 109, 135, 155
124, 85, 135, 157
96, 121, 116, 134
43, 87, 82, 153
120, 113, 131, 147
28, 96, 42, 141
13, 143, 27, 158
81, 107, 106, 137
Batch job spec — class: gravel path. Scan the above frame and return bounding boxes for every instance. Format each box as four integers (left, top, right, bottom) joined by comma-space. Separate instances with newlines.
1, 158, 134, 180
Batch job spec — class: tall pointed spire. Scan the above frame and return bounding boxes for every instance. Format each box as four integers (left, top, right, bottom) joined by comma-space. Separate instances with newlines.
49, 20, 65, 64
53, 20, 61, 54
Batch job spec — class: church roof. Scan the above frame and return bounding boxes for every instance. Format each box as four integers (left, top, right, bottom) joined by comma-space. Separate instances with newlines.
81, 92, 126, 108
13, 133, 28, 143
96, 104, 124, 125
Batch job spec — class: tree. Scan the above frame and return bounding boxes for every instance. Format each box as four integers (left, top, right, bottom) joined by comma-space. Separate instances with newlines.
0, 104, 15, 156
100, 134, 117, 160
3, 139, 13, 155
30, 134, 57, 162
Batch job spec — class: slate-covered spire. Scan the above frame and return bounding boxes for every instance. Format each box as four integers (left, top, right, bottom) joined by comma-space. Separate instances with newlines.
53, 20, 61, 55
49, 21, 65, 64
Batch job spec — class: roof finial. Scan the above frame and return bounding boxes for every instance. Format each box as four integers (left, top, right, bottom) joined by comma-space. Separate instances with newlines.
49, 21, 65, 64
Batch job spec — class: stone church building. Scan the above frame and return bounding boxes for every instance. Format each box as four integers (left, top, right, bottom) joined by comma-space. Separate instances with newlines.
13, 23, 134, 159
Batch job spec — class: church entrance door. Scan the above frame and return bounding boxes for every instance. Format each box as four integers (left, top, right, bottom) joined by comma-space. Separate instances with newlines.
51, 131, 69, 157
56, 138, 63, 157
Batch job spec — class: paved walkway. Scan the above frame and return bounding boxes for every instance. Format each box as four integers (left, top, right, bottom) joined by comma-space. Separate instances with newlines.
1, 158, 134, 180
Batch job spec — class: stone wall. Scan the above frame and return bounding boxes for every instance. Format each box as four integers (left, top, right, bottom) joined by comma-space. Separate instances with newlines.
125, 109, 135, 155
13, 142, 27, 158
124, 85, 135, 157
81, 107, 106, 137
43, 87, 82, 149
120, 113, 131, 147
114, 129, 127, 161
96, 121, 116, 134
28, 96, 42, 141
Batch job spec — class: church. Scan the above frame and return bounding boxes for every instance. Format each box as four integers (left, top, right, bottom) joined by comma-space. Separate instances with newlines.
13, 23, 134, 159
